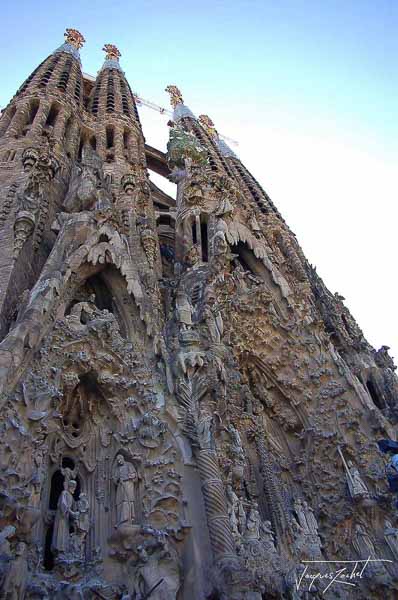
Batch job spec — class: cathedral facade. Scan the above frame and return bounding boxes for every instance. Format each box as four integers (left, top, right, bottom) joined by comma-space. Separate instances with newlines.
0, 28, 397, 599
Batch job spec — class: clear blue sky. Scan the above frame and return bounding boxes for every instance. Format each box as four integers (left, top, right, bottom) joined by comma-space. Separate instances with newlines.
1, 1, 397, 358
1, 0, 397, 148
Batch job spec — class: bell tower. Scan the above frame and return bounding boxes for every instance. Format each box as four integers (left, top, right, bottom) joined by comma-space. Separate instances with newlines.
0, 28, 396, 600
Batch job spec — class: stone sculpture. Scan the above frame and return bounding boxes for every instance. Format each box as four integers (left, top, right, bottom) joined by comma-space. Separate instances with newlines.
52, 479, 78, 558
113, 455, 138, 527
0, 28, 395, 600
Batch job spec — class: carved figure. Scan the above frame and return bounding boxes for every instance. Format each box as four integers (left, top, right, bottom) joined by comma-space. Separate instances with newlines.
175, 291, 193, 330
113, 455, 137, 527
67, 295, 98, 330
197, 413, 215, 450
292, 499, 322, 559
0, 525, 15, 586
73, 492, 90, 558
51, 479, 78, 557
352, 523, 381, 568
202, 302, 223, 344
128, 537, 181, 600
346, 460, 370, 499
228, 424, 245, 460
63, 146, 111, 212
0, 526, 15, 556
260, 520, 277, 554
226, 484, 245, 540
244, 506, 261, 542
384, 519, 398, 560
2, 541, 28, 599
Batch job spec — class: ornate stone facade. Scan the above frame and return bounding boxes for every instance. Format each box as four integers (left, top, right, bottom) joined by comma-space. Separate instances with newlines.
0, 29, 396, 599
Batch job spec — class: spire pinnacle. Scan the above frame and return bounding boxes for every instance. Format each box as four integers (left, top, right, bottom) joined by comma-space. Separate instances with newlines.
102, 44, 121, 61
100, 44, 123, 72
199, 114, 237, 158
198, 115, 218, 138
165, 85, 195, 122
54, 28, 85, 61
165, 85, 184, 108
64, 28, 86, 50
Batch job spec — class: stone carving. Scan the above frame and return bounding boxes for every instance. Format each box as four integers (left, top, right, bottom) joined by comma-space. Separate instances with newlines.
64, 28, 85, 49
384, 519, 398, 560
292, 498, 322, 559
63, 146, 111, 213
175, 291, 193, 330
166, 124, 207, 169
0, 29, 396, 600
52, 479, 78, 559
14, 142, 59, 257
226, 484, 246, 541
0, 525, 15, 587
113, 455, 138, 528
201, 299, 223, 344
165, 85, 184, 108
2, 541, 28, 599
72, 492, 90, 559
346, 460, 370, 500
103, 43, 121, 60
352, 523, 388, 580
126, 534, 181, 600
138, 218, 157, 267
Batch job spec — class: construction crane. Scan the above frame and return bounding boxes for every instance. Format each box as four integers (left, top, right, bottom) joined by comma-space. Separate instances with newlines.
133, 92, 239, 147
1, 91, 239, 146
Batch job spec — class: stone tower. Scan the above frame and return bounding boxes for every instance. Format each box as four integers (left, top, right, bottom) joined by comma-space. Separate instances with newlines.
0, 28, 397, 599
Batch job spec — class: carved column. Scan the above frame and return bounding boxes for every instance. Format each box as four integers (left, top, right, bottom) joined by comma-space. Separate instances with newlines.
5, 100, 30, 138
256, 431, 290, 539
30, 100, 51, 137
114, 125, 124, 159
0, 107, 15, 137
53, 106, 69, 140
67, 120, 80, 159
196, 448, 237, 560
96, 128, 106, 160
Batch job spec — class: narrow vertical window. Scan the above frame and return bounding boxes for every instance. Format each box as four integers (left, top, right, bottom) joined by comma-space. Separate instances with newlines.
45, 104, 59, 128
106, 126, 114, 149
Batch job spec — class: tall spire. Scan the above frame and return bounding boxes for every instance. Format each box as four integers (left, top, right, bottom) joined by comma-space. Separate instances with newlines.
101, 43, 123, 72
54, 28, 85, 61
198, 114, 237, 158
165, 84, 196, 122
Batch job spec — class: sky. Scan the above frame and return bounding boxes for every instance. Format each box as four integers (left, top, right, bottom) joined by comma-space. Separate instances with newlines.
1, 1, 397, 360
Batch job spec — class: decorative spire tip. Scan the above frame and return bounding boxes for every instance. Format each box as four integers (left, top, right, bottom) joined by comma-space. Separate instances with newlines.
165, 85, 184, 108
64, 28, 85, 50
103, 44, 121, 61
199, 114, 218, 137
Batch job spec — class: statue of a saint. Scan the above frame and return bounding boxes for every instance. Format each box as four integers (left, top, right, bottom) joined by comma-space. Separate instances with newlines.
384, 519, 398, 560
0, 526, 15, 586
197, 413, 215, 450
226, 484, 245, 540
52, 479, 78, 557
346, 461, 370, 499
128, 538, 181, 600
113, 455, 137, 527
244, 506, 261, 542
202, 302, 223, 343
72, 492, 90, 558
260, 520, 277, 554
2, 541, 28, 600
175, 291, 193, 330
227, 424, 245, 460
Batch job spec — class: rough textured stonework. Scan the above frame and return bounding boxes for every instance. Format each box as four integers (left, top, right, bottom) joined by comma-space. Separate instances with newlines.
0, 29, 397, 599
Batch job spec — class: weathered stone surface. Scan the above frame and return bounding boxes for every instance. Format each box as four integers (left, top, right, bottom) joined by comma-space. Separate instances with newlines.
0, 28, 396, 599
